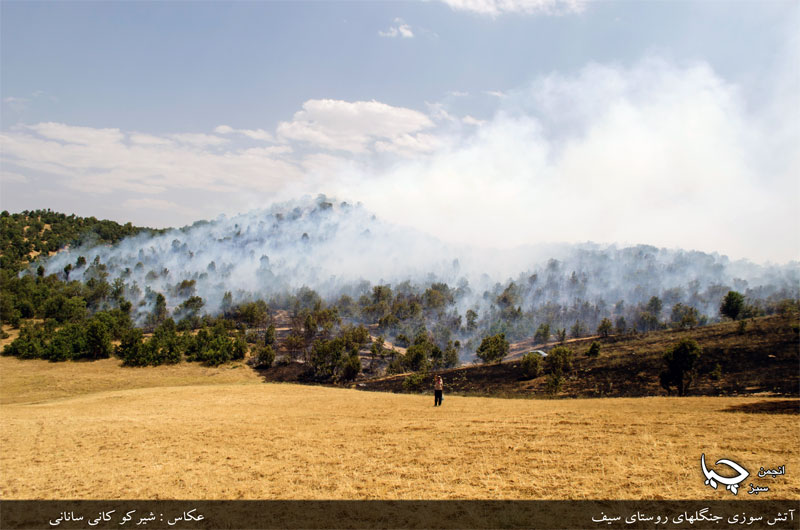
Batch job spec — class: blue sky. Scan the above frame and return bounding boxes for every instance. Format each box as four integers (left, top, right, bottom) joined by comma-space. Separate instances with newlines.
1, 0, 798, 262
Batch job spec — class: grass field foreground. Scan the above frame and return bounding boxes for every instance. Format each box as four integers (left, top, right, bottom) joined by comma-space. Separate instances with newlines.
0, 356, 798, 500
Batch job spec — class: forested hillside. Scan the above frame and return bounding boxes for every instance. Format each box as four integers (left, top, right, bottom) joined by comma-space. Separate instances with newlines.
0, 209, 160, 273
1, 200, 798, 396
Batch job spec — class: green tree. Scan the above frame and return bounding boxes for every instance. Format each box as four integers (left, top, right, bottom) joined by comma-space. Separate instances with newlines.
145, 292, 168, 329
466, 309, 478, 332
636, 311, 660, 332
310, 337, 345, 380
545, 346, 573, 377
546, 373, 564, 395
443, 340, 460, 368
284, 332, 305, 361
303, 313, 317, 345
720, 291, 745, 320
646, 296, 663, 318
404, 343, 431, 372
46, 324, 83, 362
4, 323, 47, 359
659, 339, 702, 396
265, 324, 276, 346
179, 295, 205, 315
586, 341, 600, 357
43, 294, 87, 323
341, 324, 370, 352
521, 351, 543, 379
670, 303, 699, 330
476, 333, 509, 364
534, 323, 550, 344
402, 372, 427, 392
149, 318, 182, 365
370, 336, 385, 370
221, 291, 233, 316
119, 328, 145, 366
597, 318, 613, 338
339, 351, 362, 381
255, 345, 275, 368
85, 319, 112, 359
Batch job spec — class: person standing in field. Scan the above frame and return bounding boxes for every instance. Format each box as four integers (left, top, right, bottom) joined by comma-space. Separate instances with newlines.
434, 375, 443, 406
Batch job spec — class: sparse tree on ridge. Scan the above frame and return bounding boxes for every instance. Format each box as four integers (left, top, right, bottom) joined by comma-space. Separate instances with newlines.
597, 318, 613, 338
660, 339, 702, 396
546, 346, 573, 377
476, 333, 509, 364
265, 324, 276, 346
284, 332, 305, 361
370, 336, 385, 371
646, 296, 663, 319
671, 303, 698, 330
443, 340, 460, 368
534, 323, 551, 344
255, 345, 275, 368
720, 291, 745, 321
521, 351, 543, 379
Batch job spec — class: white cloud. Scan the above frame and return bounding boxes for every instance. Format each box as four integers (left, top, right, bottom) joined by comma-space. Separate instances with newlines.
0, 124, 303, 199
130, 133, 174, 146
240, 145, 293, 157
300, 153, 360, 178
3, 91, 58, 113
276, 99, 434, 154
2, 59, 796, 263
485, 90, 508, 98
0, 171, 29, 184
440, 0, 585, 16
374, 133, 441, 156
0, 97, 438, 214
330, 59, 798, 262
379, 18, 414, 38
462, 115, 486, 126
122, 198, 190, 213
239, 129, 273, 141
169, 133, 229, 147
26, 122, 124, 145
3, 96, 30, 112
426, 102, 458, 123
215, 125, 274, 142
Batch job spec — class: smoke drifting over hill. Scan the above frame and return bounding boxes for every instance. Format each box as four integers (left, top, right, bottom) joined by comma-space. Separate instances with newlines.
40, 196, 799, 337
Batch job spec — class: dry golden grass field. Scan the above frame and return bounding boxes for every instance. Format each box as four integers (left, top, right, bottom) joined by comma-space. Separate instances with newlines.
1, 355, 798, 500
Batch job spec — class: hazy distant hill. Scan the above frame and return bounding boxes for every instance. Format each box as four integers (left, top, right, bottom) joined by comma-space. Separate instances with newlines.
0, 209, 160, 273
31, 196, 797, 308
4, 196, 798, 364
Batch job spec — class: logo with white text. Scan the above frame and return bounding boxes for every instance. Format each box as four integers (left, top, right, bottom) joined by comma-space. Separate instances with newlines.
701, 453, 786, 496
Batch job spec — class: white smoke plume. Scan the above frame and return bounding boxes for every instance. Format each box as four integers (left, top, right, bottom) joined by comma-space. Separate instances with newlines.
39, 195, 799, 330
